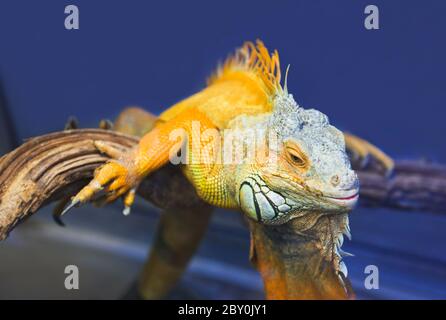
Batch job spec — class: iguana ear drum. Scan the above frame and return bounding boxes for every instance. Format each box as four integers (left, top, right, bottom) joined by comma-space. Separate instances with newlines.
239, 176, 291, 222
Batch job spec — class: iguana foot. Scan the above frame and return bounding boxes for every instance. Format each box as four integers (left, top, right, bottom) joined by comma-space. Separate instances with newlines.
344, 132, 394, 176
61, 142, 140, 216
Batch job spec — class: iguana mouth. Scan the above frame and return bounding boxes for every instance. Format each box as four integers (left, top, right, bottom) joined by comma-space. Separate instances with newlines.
332, 193, 359, 200
324, 192, 359, 208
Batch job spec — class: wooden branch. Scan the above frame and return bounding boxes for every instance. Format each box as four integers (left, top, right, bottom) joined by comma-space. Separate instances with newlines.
357, 160, 446, 213
0, 129, 203, 240
1, 129, 445, 239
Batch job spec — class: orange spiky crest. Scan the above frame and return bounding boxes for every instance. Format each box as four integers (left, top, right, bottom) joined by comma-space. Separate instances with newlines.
208, 40, 283, 98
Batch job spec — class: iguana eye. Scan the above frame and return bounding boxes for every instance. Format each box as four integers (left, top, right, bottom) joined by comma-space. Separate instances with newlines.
286, 148, 307, 168
290, 153, 303, 164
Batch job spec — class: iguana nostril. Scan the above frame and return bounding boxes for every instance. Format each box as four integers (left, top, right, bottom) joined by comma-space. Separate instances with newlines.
330, 175, 340, 187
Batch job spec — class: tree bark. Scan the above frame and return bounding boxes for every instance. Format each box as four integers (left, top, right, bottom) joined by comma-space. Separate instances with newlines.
357, 160, 446, 213
0, 129, 203, 239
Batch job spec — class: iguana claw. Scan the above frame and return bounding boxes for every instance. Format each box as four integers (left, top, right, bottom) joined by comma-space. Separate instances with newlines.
123, 206, 131, 216
52, 196, 72, 226
64, 139, 140, 216
60, 198, 80, 216
122, 188, 136, 215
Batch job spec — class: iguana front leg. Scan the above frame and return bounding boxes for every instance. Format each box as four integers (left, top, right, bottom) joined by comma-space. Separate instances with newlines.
111, 107, 215, 300
62, 108, 218, 215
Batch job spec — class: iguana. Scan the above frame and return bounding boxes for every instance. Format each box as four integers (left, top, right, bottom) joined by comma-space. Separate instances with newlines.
58, 40, 393, 299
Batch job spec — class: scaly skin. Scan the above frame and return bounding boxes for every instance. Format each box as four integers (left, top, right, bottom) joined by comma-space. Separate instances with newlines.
62, 40, 393, 299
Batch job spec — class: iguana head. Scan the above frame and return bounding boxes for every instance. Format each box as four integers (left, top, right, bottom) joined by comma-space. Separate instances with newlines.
231, 92, 358, 297
215, 40, 359, 224
235, 92, 359, 224
216, 40, 358, 298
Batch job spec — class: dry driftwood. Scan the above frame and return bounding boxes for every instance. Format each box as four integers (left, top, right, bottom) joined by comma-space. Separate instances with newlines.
0, 129, 445, 239
0, 129, 204, 239
357, 160, 446, 212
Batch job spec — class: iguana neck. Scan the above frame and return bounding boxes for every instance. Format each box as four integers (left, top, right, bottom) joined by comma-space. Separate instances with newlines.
248, 212, 354, 300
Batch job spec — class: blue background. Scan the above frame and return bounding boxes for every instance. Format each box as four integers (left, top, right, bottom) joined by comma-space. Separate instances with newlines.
0, 0, 445, 161
0, 0, 445, 299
